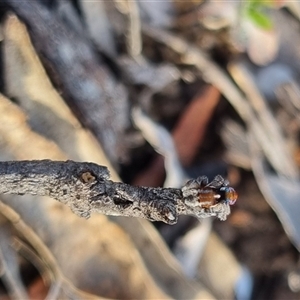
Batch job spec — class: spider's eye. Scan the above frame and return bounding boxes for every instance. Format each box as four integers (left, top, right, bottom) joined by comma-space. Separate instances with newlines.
226, 187, 238, 205
220, 186, 238, 205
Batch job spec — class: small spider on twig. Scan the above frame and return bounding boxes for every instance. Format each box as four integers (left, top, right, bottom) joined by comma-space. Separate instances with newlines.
0, 160, 237, 223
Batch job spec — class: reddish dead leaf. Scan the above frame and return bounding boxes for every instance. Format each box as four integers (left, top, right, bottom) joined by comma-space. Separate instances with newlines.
28, 277, 49, 300
132, 155, 165, 187
173, 85, 220, 166
133, 85, 220, 186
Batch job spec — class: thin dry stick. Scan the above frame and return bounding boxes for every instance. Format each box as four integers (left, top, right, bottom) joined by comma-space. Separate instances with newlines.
12, 238, 52, 288
142, 24, 297, 179
113, 0, 142, 55
228, 61, 298, 179
126, 0, 142, 56
0, 160, 235, 222
0, 231, 29, 300
0, 200, 103, 300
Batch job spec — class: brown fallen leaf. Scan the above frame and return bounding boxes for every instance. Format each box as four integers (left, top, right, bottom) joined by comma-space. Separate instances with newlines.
133, 85, 220, 186
173, 85, 221, 166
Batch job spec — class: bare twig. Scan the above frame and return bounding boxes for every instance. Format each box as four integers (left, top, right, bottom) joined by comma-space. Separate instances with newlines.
116, 0, 142, 56
142, 24, 298, 179
228, 61, 298, 179
0, 160, 235, 222
12, 238, 52, 288
0, 226, 28, 300
0, 200, 103, 300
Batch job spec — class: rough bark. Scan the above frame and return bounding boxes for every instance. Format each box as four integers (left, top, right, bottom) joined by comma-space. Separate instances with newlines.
0, 160, 231, 223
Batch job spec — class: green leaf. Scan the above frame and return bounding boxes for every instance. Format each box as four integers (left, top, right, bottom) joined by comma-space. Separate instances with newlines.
246, 7, 273, 30
248, 0, 276, 8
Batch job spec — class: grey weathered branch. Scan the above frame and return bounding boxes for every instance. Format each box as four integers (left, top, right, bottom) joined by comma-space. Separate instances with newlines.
4, 0, 130, 166
0, 160, 232, 223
